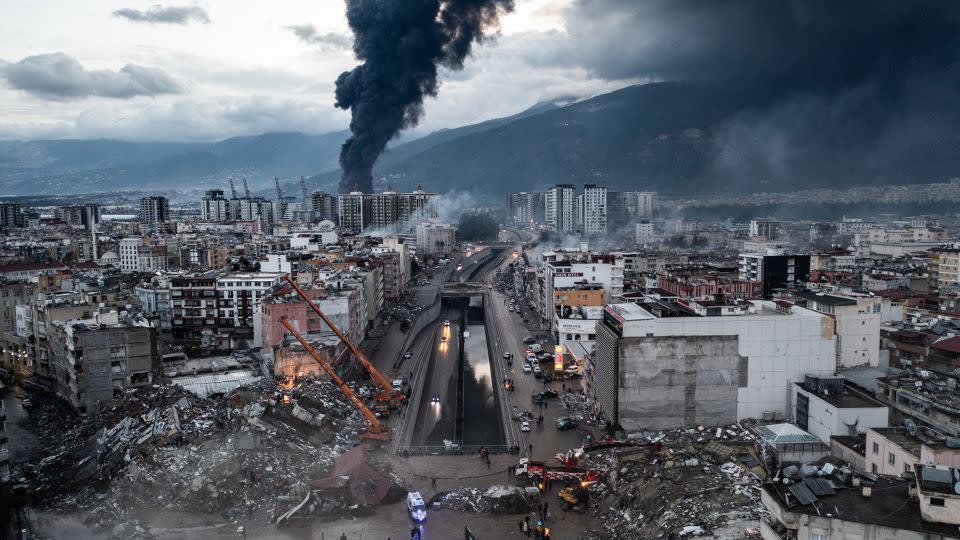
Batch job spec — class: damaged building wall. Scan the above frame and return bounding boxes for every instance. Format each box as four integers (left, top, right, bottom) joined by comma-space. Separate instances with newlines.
617, 335, 742, 430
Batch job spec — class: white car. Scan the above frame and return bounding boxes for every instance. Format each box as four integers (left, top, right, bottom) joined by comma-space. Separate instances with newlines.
520, 421, 531, 432
522, 363, 532, 373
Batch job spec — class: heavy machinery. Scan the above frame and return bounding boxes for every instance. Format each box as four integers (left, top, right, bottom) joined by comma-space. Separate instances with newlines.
279, 318, 389, 440
558, 484, 590, 512
283, 275, 406, 407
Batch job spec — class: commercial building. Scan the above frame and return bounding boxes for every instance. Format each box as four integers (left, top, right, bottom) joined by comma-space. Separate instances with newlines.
139, 196, 169, 225
49, 310, 160, 413
739, 250, 811, 298
591, 300, 836, 430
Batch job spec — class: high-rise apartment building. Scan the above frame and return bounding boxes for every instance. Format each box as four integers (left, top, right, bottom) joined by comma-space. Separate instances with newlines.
200, 190, 230, 222
0, 203, 24, 229
546, 184, 576, 233
507, 192, 547, 225
582, 184, 608, 235
139, 196, 169, 225
310, 191, 338, 223
54, 205, 100, 230
337, 189, 437, 233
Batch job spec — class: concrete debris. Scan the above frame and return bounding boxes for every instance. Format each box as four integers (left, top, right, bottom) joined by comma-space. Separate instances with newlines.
18, 377, 395, 533
431, 485, 535, 514
577, 425, 767, 540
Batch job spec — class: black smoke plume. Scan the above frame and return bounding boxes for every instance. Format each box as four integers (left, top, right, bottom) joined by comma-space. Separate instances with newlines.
335, 0, 514, 193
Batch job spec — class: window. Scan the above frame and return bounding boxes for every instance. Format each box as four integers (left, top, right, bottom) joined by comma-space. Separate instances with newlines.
930, 497, 945, 507
904, 463, 911, 473
871, 463, 878, 473
872, 442, 879, 455
888, 452, 896, 465
810, 534, 828, 540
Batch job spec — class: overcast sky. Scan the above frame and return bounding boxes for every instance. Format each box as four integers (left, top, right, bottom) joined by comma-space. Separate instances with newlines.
0, 0, 635, 141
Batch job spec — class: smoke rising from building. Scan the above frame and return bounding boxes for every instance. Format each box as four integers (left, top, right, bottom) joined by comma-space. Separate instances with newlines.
335, 0, 514, 194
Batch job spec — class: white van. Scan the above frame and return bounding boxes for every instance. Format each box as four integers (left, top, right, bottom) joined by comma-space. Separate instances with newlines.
407, 491, 426, 521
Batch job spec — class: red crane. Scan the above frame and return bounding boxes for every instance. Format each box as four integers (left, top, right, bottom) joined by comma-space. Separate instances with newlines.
283, 275, 405, 405
279, 317, 389, 440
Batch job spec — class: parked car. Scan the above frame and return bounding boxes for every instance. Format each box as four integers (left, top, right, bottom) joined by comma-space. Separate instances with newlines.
530, 393, 544, 405
555, 417, 577, 430
403, 351, 413, 359
523, 336, 536, 344
522, 363, 532, 373
520, 421, 531, 432
21, 397, 33, 408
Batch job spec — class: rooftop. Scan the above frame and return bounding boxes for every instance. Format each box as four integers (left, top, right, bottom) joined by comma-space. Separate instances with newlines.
796, 381, 886, 409
798, 291, 858, 307
870, 427, 922, 457
764, 475, 960, 535
755, 423, 821, 444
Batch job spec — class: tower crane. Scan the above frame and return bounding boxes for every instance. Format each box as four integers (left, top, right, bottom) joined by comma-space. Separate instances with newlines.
228, 178, 237, 199
283, 275, 405, 405
279, 318, 389, 440
243, 178, 252, 199
275, 176, 284, 200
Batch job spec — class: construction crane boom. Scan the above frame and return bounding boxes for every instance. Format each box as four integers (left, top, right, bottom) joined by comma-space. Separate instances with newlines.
282, 275, 399, 398
275, 177, 283, 200
228, 178, 237, 199
242, 178, 251, 199
280, 318, 388, 439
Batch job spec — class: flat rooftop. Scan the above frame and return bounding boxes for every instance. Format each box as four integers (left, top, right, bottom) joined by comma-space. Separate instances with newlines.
796, 382, 886, 409
763, 477, 960, 536
870, 427, 922, 457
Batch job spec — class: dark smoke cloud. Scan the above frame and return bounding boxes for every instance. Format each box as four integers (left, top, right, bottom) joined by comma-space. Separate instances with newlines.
560, 0, 960, 189
335, 0, 514, 193
112, 5, 210, 25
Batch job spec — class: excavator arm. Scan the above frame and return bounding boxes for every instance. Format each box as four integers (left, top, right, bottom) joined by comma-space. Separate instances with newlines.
279, 317, 389, 439
282, 275, 401, 399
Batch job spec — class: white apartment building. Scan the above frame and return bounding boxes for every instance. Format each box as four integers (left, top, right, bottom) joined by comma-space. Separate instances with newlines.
635, 221, 656, 245
543, 258, 623, 330
416, 219, 456, 256
118, 237, 167, 273
200, 190, 230, 222
800, 291, 888, 368
581, 185, 608, 235
592, 301, 837, 430
216, 273, 284, 328
546, 184, 576, 233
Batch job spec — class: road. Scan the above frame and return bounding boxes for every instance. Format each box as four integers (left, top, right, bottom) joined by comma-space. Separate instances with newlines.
410, 305, 461, 445
483, 247, 595, 461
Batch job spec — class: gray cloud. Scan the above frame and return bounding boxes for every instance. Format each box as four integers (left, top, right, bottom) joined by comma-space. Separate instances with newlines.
286, 24, 352, 50
0, 53, 182, 100
112, 5, 210, 25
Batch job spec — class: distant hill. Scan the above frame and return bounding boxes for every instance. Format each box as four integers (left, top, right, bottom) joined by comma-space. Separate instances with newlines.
0, 131, 348, 195
313, 80, 960, 198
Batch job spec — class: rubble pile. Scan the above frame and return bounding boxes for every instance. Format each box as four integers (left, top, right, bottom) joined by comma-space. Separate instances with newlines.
21, 378, 380, 530
580, 425, 767, 540
432, 485, 534, 514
